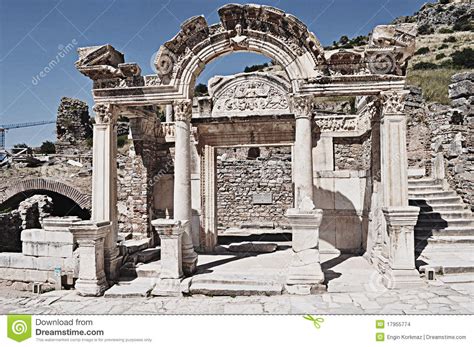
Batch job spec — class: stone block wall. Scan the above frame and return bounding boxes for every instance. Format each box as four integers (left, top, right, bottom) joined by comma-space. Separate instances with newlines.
444, 72, 473, 207
216, 146, 293, 230
334, 132, 371, 171
56, 97, 92, 154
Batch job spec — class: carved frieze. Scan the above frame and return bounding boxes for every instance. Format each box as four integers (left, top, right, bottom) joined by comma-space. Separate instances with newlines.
210, 73, 291, 117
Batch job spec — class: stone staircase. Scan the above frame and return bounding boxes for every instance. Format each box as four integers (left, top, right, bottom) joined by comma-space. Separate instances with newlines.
408, 177, 474, 282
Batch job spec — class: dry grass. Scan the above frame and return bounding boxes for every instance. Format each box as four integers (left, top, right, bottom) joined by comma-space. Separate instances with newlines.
407, 68, 470, 105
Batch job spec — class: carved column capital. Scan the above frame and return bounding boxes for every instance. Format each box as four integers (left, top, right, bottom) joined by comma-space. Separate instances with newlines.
93, 103, 117, 124
380, 91, 409, 115
291, 95, 313, 119
173, 99, 192, 123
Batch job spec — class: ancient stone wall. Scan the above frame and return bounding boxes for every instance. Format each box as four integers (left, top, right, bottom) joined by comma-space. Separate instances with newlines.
216, 146, 293, 230
56, 97, 92, 154
334, 132, 372, 171
405, 86, 432, 174
444, 72, 473, 207
0, 211, 22, 252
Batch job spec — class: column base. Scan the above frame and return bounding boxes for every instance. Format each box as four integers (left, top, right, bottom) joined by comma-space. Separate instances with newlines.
382, 268, 424, 289
286, 261, 325, 286
104, 253, 122, 283
75, 277, 108, 297
182, 258, 198, 276
151, 278, 182, 297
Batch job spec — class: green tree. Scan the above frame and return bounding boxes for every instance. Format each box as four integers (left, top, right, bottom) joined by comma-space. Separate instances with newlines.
39, 141, 56, 154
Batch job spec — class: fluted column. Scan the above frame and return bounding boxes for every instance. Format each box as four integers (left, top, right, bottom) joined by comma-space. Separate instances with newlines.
173, 100, 198, 275
91, 103, 121, 281
285, 96, 324, 294
379, 91, 422, 288
292, 95, 314, 207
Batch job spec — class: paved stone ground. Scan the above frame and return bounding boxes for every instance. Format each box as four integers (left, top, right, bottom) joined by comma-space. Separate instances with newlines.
0, 281, 472, 315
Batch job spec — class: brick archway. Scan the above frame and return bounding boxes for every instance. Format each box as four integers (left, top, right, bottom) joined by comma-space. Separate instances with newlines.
1, 178, 91, 209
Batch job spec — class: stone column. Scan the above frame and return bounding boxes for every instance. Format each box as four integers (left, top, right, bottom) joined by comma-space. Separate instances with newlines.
285, 197, 325, 294
165, 104, 173, 122
379, 91, 422, 288
151, 219, 185, 296
291, 95, 314, 207
200, 145, 217, 252
69, 221, 110, 296
173, 100, 198, 275
92, 103, 122, 281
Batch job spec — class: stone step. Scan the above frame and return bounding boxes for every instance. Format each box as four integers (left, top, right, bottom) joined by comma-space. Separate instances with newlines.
103, 278, 155, 298
416, 235, 474, 244
416, 226, 474, 237
136, 261, 161, 278
411, 203, 469, 212
416, 218, 474, 228
418, 210, 473, 219
410, 196, 463, 205
408, 185, 444, 192
408, 178, 438, 187
189, 274, 283, 296
437, 273, 474, 283
409, 190, 458, 199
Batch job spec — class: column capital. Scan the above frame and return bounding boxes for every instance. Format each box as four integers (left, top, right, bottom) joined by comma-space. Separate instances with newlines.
291, 95, 313, 119
380, 90, 409, 115
173, 99, 192, 122
93, 103, 118, 124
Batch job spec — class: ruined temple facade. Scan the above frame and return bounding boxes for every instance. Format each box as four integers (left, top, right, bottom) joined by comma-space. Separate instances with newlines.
67, 3, 424, 296
1, 4, 439, 297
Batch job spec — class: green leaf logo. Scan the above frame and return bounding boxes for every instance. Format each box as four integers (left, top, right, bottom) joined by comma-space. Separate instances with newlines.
303, 314, 324, 329
7, 315, 32, 342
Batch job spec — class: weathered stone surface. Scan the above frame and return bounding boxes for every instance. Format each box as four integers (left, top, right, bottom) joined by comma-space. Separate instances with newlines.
136, 248, 160, 263
227, 242, 277, 253
104, 278, 154, 298
122, 239, 150, 254
56, 97, 92, 154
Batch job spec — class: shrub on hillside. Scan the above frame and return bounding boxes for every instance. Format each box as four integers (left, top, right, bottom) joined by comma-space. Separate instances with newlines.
415, 47, 430, 55
412, 62, 438, 70
443, 36, 457, 43
451, 48, 474, 68
435, 53, 446, 60
418, 24, 434, 35
439, 28, 454, 34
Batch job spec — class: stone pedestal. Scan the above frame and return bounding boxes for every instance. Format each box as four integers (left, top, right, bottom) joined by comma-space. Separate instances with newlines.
151, 219, 186, 296
381, 207, 423, 288
69, 221, 110, 296
285, 200, 325, 294
173, 100, 198, 275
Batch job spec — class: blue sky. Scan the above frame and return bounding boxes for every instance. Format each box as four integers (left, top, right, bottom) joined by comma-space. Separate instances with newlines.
0, 0, 430, 147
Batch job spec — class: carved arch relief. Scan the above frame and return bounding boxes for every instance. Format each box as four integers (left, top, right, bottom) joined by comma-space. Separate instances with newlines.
153, 4, 325, 97
208, 72, 291, 117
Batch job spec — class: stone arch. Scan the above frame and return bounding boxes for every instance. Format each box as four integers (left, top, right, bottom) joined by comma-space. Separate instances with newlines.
1, 178, 91, 209
153, 4, 326, 98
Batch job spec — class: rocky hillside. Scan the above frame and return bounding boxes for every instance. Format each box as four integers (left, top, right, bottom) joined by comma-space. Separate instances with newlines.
395, 0, 473, 104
